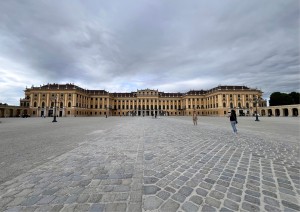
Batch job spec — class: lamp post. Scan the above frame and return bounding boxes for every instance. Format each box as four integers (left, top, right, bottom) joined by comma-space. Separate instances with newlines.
51, 95, 63, 122
252, 95, 261, 121
52, 97, 57, 122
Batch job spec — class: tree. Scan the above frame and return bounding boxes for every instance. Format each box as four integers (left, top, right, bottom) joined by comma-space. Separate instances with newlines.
269, 92, 298, 106
289, 92, 300, 104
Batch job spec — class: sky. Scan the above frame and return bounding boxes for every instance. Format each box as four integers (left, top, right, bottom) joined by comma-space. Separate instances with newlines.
0, 0, 299, 105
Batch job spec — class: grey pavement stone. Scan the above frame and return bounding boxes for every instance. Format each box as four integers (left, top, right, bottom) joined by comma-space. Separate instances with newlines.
264, 205, 281, 212
227, 192, 241, 203
20, 196, 42, 206
160, 199, 180, 211
209, 190, 225, 200
77, 193, 90, 203
228, 187, 243, 196
178, 186, 193, 197
242, 202, 260, 212
172, 193, 186, 203
156, 190, 171, 200
88, 194, 103, 203
189, 195, 203, 205
127, 203, 141, 212
143, 196, 163, 210
205, 196, 221, 208
202, 204, 217, 212
282, 200, 300, 211
262, 189, 277, 198
89, 203, 105, 212
245, 189, 260, 198
49, 205, 64, 212
196, 188, 208, 197
182, 201, 199, 212
224, 199, 239, 211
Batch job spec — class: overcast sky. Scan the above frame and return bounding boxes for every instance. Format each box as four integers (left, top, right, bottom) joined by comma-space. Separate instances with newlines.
0, 0, 299, 105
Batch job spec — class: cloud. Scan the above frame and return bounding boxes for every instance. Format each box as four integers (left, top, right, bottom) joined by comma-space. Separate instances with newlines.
0, 0, 299, 105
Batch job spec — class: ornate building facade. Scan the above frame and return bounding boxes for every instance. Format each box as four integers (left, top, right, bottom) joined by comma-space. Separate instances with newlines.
20, 83, 266, 117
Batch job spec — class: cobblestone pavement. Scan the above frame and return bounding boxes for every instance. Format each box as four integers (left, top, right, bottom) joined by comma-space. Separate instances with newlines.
0, 117, 299, 211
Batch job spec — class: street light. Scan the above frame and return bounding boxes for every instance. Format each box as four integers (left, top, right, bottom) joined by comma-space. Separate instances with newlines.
51, 95, 63, 122
252, 95, 261, 121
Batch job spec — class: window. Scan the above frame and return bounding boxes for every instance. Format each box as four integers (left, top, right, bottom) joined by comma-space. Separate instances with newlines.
33, 102, 37, 107
68, 102, 71, 107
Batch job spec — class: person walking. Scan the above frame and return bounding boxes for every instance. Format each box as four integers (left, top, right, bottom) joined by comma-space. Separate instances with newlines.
192, 111, 198, 125
229, 110, 238, 134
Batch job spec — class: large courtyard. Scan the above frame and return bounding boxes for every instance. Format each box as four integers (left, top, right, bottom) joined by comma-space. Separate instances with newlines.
0, 116, 299, 211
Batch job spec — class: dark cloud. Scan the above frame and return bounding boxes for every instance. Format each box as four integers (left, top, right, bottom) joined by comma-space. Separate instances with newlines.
0, 0, 299, 105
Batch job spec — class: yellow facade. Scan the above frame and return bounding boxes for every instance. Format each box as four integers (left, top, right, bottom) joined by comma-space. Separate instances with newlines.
21, 83, 265, 117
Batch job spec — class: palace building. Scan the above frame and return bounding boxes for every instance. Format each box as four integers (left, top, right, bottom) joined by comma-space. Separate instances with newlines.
20, 83, 266, 117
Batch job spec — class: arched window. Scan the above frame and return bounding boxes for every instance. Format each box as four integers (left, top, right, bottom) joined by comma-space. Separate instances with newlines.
51, 102, 54, 107
230, 102, 233, 108
60, 102, 63, 108
68, 102, 71, 107
42, 102, 45, 108
33, 102, 37, 107
223, 102, 226, 108
246, 103, 249, 108
238, 102, 241, 108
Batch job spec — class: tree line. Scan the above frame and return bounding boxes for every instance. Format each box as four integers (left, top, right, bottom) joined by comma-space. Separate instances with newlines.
269, 92, 300, 106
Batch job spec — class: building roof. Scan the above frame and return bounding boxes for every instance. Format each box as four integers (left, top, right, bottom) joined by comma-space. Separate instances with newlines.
25, 84, 262, 96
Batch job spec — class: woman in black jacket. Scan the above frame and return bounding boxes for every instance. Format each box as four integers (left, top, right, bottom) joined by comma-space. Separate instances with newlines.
229, 110, 238, 134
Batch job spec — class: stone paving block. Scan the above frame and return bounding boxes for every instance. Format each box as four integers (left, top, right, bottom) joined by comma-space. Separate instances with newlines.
189, 195, 203, 205
160, 199, 180, 211
245, 189, 260, 198
215, 184, 227, 193
205, 196, 221, 208
49, 204, 64, 212
209, 190, 225, 200
196, 188, 208, 197
130, 191, 142, 203
262, 189, 277, 198
264, 205, 281, 212
178, 186, 193, 197
224, 198, 239, 211
65, 194, 79, 204
6, 197, 26, 207
105, 203, 127, 212
88, 194, 103, 203
227, 192, 241, 203
127, 203, 141, 212
182, 201, 199, 212
202, 204, 217, 212
74, 203, 90, 212
77, 193, 90, 203
220, 207, 234, 212
244, 195, 260, 206
242, 202, 260, 212
171, 193, 186, 203
228, 187, 243, 196
89, 203, 105, 212
143, 196, 163, 210
217, 179, 230, 187
144, 186, 161, 195
156, 190, 171, 200
20, 196, 42, 206
282, 200, 300, 211
200, 182, 213, 190
36, 195, 56, 205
